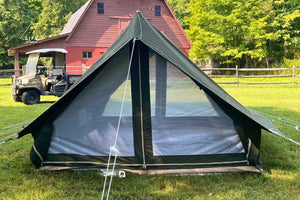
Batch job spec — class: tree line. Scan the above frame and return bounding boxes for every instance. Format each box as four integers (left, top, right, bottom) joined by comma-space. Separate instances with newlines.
0, 0, 86, 69
169, 0, 299, 67
0, 0, 299, 69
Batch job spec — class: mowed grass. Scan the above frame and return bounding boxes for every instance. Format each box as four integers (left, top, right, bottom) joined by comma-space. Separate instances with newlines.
0, 78, 299, 200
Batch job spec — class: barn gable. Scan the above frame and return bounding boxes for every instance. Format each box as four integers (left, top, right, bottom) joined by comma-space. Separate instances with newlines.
63, 0, 191, 49
9, 0, 192, 75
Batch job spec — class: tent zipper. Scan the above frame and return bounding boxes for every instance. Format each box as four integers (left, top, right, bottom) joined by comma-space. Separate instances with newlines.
138, 43, 146, 169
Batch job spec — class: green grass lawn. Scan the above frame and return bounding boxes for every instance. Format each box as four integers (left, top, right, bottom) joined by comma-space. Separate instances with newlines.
0, 78, 299, 200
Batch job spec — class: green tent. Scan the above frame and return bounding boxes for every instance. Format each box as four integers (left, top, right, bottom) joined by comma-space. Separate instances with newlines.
18, 12, 292, 174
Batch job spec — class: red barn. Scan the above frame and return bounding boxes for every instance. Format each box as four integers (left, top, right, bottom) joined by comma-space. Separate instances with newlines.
9, 0, 191, 76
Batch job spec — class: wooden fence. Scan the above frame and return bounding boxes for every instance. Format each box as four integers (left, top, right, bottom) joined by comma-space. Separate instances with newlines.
201, 65, 300, 85
0, 66, 89, 78
0, 69, 21, 78
1, 66, 300, 85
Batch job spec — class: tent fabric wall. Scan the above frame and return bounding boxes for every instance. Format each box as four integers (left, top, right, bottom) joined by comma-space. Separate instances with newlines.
148, 51, 245, 156
48, 45, 134, 157
18, 12, 290, 173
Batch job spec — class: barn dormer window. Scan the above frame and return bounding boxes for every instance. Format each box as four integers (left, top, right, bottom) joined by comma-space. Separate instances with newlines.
83, 52, 92, 59
97, 2, 104, 14
155, 5, 161, 16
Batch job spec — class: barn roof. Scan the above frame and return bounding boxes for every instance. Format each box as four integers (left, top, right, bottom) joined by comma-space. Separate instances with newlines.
60, 0, 92, 35
8, 34, 69, 55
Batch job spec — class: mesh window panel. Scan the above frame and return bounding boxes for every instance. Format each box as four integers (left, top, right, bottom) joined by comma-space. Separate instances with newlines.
48, 46, 134, 156
149, 51, 245, 156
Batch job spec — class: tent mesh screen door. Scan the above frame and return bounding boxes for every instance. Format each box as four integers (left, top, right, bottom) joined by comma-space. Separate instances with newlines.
149, 50, 245, 156
48, 46, 135, 157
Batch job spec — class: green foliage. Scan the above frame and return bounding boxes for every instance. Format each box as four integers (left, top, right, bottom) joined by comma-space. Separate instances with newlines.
0, 0, 86, 69
167, 0, 190, 29
271, 0, 300, 59
180, 0, 300, 67
282, 58, 300, 68
0, 0, 42, 69
32, 0, 87, 39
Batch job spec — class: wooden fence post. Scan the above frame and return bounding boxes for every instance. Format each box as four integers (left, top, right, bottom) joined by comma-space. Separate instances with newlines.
236, 65, 239, 86
292, 65, 295, 86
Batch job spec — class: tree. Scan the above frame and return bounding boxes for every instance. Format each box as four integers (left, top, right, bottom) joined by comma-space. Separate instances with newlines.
185, 0, 278, 67
0, 0, 86, 69
32, 0, 87, 39
0, 0, 42, 69
271, 0, 300, 59
167, 0, 190, 29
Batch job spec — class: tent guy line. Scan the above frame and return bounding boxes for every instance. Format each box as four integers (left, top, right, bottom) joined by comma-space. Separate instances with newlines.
0, 133, 18, 144
0, 121, 32, 145
254, 110, 300, 126
0, 120, 32, 130
103, 12, 144, 198
101, 38, 138, 200
251, 110, 299, 133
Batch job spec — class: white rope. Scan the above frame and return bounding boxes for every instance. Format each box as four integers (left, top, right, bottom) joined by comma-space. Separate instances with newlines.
0, 133, 18, 144
0, 123, 29, 135
1, 120, 31, 130
0, 120, 31, 141
269, 129, 300, 146
0, 126, 23, 137
251, 109, 300, 145
100, 148, 112, 200
255, 110, 300, 125
0, 120, 32, 144
101, 38, 137, 200
106, 150, 118, 200
271, 119, 299, 131
252, 110, 299, 131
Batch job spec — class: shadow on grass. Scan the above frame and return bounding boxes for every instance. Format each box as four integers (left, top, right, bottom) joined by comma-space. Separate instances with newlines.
38, 101, 57, 104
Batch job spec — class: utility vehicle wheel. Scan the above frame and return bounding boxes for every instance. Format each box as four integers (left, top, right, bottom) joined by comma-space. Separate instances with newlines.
12, 95, 22, 102
21, 90, 40, 105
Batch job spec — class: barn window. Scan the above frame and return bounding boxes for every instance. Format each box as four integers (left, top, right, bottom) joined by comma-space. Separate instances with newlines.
83, 52, 92, 59
97, 2, 104, 14
155, 5, 161, 16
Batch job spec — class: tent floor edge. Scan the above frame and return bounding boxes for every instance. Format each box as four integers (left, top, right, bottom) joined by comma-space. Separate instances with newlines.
37, 165, 261, 174
123, 166, 261, 175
